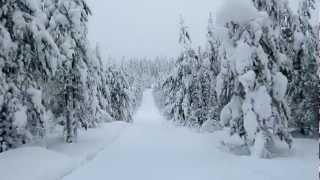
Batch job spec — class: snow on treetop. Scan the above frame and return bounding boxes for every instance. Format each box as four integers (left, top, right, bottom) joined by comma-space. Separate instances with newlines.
216, 0, 264, 26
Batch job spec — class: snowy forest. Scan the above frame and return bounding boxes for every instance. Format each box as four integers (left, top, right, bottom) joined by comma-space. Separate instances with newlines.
0, 0, 319, 180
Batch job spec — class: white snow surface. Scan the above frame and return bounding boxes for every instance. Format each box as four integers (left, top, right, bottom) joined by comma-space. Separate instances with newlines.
0, 147, 76, 180
61, 89, 317, 180
0, 122, 127, 180
0, 90, 317, 180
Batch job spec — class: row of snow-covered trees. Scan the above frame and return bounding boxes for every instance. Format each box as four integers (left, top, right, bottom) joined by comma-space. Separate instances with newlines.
156, 0, 319, 158
0, 0, 141, 152
120, 57, 175, 89
155, 16, 222, 129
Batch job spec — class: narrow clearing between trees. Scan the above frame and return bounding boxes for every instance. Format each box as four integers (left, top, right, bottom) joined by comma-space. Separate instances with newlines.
62, 89, 316, 180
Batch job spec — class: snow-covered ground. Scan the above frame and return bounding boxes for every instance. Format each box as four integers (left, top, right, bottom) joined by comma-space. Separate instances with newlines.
0, 89, 317, 180
61, 89, 317, 180
0, 122, 127, 180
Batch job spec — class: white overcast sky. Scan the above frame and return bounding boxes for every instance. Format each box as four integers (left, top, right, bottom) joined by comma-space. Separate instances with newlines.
87, 0, 318, 60
87, 0, 223, 60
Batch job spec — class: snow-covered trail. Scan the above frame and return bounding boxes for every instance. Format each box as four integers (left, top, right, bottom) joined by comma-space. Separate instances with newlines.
62, 89, 317, 180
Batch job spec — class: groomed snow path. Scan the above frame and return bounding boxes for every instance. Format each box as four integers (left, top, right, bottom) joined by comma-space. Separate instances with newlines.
62, 89, 317, 180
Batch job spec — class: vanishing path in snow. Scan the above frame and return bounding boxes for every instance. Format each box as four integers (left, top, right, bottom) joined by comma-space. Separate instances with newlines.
62, 89, 218, 180
62, 89, 316, 180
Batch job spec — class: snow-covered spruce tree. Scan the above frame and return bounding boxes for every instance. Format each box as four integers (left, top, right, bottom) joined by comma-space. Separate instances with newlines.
106, 67, 132, 123
160, 18, 212, 127
62, 0, 91, 143
0, 86, 26, 152
0, 25, 24, 152
219, 0, 294, 158
284, 0, 320, 136
43, 0, 92, 143
0, 0, 60, 150
158, 14, 224, 130
120, 65, 143, 114
161, 18, 194, 125
214, 22, 236, 119
90, 45, 114, 123
81, 48, 101, 128
195, 60, 212, 127
201, 14, 225, 131
206, 13, 222, 77
185, 47, 207, 126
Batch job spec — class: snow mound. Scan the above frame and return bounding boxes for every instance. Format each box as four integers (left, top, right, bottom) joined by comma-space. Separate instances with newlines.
201, 120, 222, 133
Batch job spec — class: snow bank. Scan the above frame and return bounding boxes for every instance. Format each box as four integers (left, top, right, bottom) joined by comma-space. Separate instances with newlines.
0, 147, 76, 180
47, 122, 127, 163
214, 129, 317, 180
201, 120, 222, 133
0, 122, 128, 180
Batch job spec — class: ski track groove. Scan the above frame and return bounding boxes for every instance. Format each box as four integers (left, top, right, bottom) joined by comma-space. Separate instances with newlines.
57, 124, 128, 180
